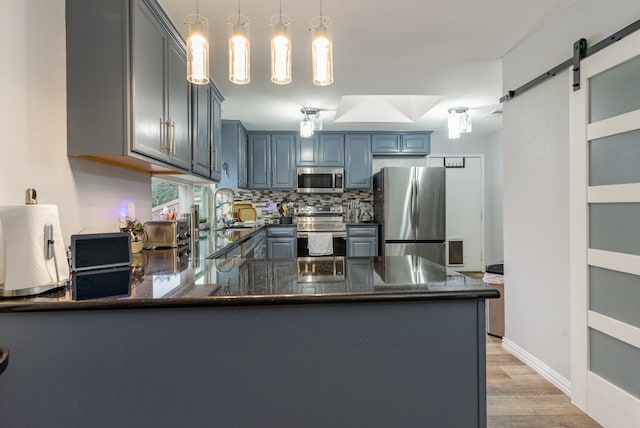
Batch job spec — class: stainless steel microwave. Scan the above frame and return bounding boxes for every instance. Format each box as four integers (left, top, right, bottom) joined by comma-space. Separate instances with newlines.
296, 167, 344, 193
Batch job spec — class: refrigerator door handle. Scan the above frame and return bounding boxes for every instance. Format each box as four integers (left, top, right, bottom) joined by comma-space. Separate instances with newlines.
411, 171, 417, 236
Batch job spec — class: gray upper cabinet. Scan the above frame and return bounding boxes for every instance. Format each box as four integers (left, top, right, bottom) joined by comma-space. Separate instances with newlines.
371, 133, 431, 155
295, 133, 344, 167
165, 37, 191, 170
345, 134, 372, 189
247, 133, 270, 189
130, 1, 167, 162
400, 134, 430, 154
211, 93, 222, 181
192, 83, 222, 180
370, 134, 400, 154
271, 134, 296, 189
247, 133, 295, 190
237, 126, 248, 188
220, 120, 248, 189
192, 84, 211, 177
66, 0, 222, 179
320, 134, 345, 166
296, 136, 319, 166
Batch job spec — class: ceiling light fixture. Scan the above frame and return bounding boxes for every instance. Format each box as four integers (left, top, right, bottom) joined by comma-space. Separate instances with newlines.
448, 107, 472, 139
228, 1, 250, 84
185, 0, 210, 85
300, 107, 320, 137
310, 1, 334, 86
270, 0, 292, 85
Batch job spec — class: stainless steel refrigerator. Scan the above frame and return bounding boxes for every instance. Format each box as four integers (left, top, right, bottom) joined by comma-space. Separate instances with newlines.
373, 167, 446, 264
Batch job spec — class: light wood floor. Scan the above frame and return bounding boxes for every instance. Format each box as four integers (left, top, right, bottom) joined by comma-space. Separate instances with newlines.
486, 335, 601, 427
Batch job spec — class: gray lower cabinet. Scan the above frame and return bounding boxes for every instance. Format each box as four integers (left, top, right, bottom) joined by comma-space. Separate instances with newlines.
246, 259, 296, 293
346, 258, 374, 291
267, 226, 297, 258
371, 133, 431, 155
247, 133, 295, 190
345, 134, 372, 189
220, 120, 248, 189
347, 225, 378, 256
0, 297, 490, 427
253, 230, 267, 259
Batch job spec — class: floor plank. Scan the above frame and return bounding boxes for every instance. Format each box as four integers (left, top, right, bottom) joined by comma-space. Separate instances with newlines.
486, 335, 601, 428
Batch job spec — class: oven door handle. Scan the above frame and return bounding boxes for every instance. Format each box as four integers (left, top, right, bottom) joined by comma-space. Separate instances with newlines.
297, 232, 347, 238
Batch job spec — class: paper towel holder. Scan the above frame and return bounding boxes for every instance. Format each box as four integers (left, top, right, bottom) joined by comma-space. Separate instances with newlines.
0, 190, 68, 298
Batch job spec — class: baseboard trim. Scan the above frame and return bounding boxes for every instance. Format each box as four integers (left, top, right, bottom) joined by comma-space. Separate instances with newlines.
501, 337, 572, 396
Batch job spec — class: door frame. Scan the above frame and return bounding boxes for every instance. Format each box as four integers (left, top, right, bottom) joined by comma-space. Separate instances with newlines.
427, 154, 485, 272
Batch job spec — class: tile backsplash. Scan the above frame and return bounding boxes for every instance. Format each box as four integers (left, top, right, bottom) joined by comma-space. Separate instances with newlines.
232, 189, 373, 222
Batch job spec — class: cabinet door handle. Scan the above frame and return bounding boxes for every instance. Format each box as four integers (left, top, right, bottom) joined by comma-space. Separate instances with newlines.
169, 119, 176, 154
160, 118, 168, 153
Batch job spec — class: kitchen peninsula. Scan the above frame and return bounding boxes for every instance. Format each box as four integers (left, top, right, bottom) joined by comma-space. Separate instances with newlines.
0, 238, 498, 428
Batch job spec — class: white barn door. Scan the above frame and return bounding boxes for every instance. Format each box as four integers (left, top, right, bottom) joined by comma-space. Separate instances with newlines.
570, 30, 640, 427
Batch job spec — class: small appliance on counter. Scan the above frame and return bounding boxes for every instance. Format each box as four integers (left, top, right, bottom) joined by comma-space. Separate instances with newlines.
68, 232, 133, 300
0, 189, 69, 297
143, 220, 190, 250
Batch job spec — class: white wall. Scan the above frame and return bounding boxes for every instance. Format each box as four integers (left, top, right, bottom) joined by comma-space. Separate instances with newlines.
502, 0, 640, 384
432, 131, 504, 264
0, 0, 152, 245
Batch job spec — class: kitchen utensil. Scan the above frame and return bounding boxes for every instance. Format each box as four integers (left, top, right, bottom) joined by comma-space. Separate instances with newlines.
238, 207, 257, 222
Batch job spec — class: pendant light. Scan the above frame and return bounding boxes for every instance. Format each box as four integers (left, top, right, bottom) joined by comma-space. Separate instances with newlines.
270, 0, 292, 85
228, 1, 250, 84
448, 107, 472, 139
186, 0, 210, 85
310, 0, 334, 86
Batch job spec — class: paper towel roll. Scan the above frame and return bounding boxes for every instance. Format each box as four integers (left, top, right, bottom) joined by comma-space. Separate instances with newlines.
0, 205, 69, 291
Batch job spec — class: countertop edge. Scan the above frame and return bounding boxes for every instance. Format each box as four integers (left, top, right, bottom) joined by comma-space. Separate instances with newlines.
0, 288, 500, 313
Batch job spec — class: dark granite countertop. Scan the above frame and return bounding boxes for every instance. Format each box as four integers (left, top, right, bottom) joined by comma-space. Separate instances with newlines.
202, 223, 298, 259
0, 255, 499, 312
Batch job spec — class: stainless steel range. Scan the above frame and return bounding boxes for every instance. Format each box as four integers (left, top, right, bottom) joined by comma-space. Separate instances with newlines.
295, 206, 346, 257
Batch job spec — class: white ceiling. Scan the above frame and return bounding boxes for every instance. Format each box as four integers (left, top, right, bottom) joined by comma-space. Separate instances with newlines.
158, 0, 576, 137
